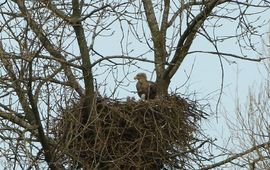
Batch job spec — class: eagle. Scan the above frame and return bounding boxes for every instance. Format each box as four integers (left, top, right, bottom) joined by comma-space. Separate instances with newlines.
134, 73, 157, 100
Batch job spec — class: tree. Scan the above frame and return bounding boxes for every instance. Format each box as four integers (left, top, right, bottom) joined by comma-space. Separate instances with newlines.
142, 0, 220, 95
135, 0, 268, 96
202, 33, 270, 169
0, 0, 269, 169
0, 0, 113, 169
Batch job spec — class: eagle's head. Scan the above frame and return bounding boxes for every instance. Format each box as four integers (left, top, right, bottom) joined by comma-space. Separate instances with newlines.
134, 73, 147, 83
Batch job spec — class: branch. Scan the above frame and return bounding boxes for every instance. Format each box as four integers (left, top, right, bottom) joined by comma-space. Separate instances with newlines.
189, 51, 268, 62
164, 0, 220, 79
202, 141, 270, 170
40, 0, 70, 23
80, 4, 110, 22
91, 55, 157, 68
141, 0, 159, 37
160, 0, 170, 32
168, 0, 228, 27
72, 0, 95, 120
42, 0, 110, 23
16, 0, 84, 97
0, 0, 7, 7
0, 110, 36, 131
0, 42, 34, 123
170, 140, 209, 158
142, 0, 167, 78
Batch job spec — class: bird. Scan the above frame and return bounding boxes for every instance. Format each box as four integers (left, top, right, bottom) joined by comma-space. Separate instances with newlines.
134, 73, 157, 100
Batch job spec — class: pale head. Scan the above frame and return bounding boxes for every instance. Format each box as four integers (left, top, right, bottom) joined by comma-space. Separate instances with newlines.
134, 73, 147, 83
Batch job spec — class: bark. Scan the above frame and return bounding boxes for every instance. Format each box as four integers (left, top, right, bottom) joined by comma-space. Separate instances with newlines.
142, 0, 167, 96
156, 78, 170, 97
71, 0, 95, 120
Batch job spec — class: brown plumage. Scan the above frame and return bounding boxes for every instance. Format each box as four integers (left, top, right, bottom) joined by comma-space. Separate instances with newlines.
134, 73, 157, 100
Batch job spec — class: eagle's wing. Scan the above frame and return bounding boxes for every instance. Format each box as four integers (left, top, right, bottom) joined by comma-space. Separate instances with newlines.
136, 81, 157, 100
148, 81, 157, 99
136, 82, 144, 98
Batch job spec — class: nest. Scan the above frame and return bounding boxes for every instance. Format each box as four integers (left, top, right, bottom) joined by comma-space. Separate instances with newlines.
54, 95, 206, 169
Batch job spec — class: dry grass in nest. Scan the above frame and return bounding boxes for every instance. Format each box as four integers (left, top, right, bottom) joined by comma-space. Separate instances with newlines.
54, 95, 206, 169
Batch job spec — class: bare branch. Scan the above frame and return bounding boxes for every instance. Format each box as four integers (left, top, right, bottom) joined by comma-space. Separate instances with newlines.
91, 55, 156, 68
189, 51, 268, 62
72, 0, 95, 119
16, 0, 84, 96
202, 141, 270, 170
165, 0, 220, 79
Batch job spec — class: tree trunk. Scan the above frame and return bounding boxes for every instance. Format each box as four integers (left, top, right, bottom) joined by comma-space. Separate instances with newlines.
156, 76, 170, 97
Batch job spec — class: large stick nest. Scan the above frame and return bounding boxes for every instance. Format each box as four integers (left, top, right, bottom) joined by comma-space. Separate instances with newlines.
54, 95, 206, 169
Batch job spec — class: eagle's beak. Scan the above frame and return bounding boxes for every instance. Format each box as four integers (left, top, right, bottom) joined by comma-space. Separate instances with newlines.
134, 75, 138, 80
